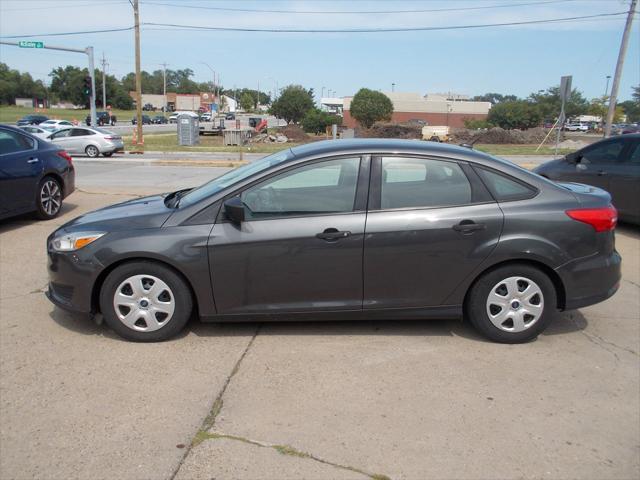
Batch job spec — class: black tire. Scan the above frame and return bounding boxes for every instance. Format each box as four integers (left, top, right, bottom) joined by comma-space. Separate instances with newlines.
35, 176, 63, 220
85, 145, 100, 158
103, 152, 113, 157
99, 261, 193, 342
465, 264, 557, 344
430, 136, 440, 142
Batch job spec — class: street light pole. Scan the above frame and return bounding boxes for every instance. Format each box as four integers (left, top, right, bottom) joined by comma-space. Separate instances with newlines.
604, 75, 611, 98
133, 0, 143, 145
604, 0, 636, 137
101, 52, 107, 109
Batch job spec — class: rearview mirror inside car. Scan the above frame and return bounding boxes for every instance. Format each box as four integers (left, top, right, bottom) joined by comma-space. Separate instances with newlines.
224, 197, 245, 224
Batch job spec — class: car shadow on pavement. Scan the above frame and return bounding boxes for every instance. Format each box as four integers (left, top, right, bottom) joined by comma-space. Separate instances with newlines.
616, 222, 640, 239
0, 202, 79, 234
48, 305, 589, 344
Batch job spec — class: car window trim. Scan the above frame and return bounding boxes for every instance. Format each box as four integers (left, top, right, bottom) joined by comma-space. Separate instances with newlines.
214, 154, 365, 224
368, 154, 492, 212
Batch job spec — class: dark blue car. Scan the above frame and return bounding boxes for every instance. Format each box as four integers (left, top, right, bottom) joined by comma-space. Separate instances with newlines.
0, 125, 75, 221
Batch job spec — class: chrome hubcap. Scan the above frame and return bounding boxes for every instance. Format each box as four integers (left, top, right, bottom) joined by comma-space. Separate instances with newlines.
87, 146, 98, 156
486, 276, 544, 333
113, 274, 175, 332
40, 180, 61, 216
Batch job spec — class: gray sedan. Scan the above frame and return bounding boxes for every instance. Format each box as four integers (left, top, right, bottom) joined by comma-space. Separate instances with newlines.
47, 126, 124, 157
535, 134, 639, 224
46, 139, 621, 343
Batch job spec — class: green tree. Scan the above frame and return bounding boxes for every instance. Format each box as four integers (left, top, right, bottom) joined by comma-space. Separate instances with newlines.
619, 85, 640, 123
472, 93, 518, 104
350, 88, 393, 128
301, 108, 341, 134
588, 96, 624, 123
240, 92, 255, 112
0, 63, 47, 104
49, 65, 90, 106
270, 85, 314, 123
487, 100, 542, 129
528, 86, 589, 120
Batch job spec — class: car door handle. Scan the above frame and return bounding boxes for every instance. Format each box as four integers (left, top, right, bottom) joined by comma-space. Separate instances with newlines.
27, 157, 39, 164
452, 220, 486, 234
316, 228, 351, 241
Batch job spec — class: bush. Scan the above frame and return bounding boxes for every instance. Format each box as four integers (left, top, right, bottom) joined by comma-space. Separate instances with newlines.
301, 108, 341, 134
350, 88, 393, 128
487, 101, 542, 130
270, 85, 315, 124
463, 118, 492, 129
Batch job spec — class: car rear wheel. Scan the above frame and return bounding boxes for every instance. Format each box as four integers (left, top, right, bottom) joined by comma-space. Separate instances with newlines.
465, 264, 556, 343
85, 145, 100, 158
429, 136, 440, 142
99, 261, 193, 342
35, 176, 63, 219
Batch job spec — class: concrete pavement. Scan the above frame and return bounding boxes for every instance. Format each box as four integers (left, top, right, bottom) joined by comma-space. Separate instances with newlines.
0, 176, 638, 479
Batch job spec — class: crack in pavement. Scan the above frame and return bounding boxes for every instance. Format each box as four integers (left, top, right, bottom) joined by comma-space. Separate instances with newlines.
192, 430, 391, 480
1, 284, 48, 301
571, 317, 638, 359
169, 324, 261, 480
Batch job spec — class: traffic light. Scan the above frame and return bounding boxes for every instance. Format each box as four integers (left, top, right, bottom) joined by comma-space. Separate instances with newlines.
83, 75, 92, 96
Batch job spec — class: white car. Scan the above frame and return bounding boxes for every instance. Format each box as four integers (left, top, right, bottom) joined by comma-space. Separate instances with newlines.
565, 123, 588, 132
40, 119, 74, 131
18, 125, 55, 140
169, 113, 179, 124
47, 126, 124, 157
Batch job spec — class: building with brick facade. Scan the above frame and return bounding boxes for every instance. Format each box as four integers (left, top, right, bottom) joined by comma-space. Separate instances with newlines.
342, 92, 491, 129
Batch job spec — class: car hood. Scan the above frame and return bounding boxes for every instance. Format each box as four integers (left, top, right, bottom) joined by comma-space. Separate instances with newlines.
60, 194, 174, 232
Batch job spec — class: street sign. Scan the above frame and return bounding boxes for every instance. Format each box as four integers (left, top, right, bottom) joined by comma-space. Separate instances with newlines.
559, 75, 572, 103
18, 41, 44, 48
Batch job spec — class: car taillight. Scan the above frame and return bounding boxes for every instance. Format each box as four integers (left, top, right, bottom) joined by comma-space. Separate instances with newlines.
57, 150, 73, 165
566, 205, 617, 232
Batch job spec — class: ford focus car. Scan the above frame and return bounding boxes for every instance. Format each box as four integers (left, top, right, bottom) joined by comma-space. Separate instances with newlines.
46, 139, 621, 343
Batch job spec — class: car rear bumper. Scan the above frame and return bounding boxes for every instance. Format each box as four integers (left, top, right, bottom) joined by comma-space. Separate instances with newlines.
556, 249, 621, 310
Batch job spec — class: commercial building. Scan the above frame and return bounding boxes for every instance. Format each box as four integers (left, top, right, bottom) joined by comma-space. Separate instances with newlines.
129, 92, 220, 112
342, 92, 491, 128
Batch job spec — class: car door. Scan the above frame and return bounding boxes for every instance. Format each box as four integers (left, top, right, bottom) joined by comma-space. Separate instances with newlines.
209, 156, 367, 314
606, 139, 640, 222
0, 129, 42, 215
363, 155, 503, 309
48, 129, 75, 152
566, 137, 626, 193
70, 128, 95, 153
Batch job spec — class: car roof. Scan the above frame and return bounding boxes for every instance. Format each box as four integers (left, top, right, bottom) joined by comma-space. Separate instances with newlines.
289, 138, 502, 164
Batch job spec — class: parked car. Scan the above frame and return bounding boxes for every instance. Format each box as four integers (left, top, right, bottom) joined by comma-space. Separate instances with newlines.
621, 124, 640, 135
46, 139, 621, 343
16, 114, 49, 126
86, 111, 116, 127
142, 103, 156, 111
131, 115, 152, 125
200, 112, 212, 122
225, 113, 236, 120
535, 134, 640, 224
19, 125, 55, 140
0, 125, 75, 221
47, 127, 124, 158
564, 123, 589, 132
151, 115, 168, 124
40, 119, 74, 130
168, 113, 179, 124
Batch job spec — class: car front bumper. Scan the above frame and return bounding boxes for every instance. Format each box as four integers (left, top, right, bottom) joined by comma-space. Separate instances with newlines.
556, 249, 622, 310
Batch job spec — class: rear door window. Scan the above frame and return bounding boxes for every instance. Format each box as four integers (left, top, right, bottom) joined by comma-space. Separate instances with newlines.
380, 157, 473, 209
475, 167, 537, 201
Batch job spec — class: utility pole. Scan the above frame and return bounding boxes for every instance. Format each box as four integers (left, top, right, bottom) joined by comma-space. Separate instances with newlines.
160, 62, 168, 111
604, 0, 636, 137
86, 46, 97, 127
101, 52, 108, 109
133, 0, 143, 144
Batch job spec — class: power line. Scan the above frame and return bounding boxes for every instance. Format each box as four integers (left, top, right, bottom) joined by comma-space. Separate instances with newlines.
0, 11, 627, 39
142, 12, 627, 33
140, 0, 576, 15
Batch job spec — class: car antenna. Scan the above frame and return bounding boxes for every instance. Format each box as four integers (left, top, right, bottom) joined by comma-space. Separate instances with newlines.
460, 132, 484, 149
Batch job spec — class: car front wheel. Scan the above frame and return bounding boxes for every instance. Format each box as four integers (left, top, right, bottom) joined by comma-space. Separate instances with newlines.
99, 261, 193, 342
465, 264, 557, 343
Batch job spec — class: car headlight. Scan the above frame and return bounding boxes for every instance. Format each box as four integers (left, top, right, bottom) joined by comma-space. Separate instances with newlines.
51, 232, 106, 252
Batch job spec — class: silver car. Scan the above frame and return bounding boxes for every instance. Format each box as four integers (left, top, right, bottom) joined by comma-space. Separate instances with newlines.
18, 125, 54, 140
47, 127, 124, 157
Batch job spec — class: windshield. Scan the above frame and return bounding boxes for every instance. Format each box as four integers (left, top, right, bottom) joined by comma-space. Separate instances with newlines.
178, 148, 294, 207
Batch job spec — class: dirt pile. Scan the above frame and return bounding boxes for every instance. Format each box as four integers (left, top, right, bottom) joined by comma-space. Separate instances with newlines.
450, 127, 551, 145
357, 123, 422, 139
276, 124, 310, 142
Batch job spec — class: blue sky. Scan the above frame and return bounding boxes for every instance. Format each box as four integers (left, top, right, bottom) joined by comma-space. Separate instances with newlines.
0, 0, 638, 101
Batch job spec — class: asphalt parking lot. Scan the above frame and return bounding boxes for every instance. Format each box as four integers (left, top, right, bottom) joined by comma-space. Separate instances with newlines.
0, 173, 638, 480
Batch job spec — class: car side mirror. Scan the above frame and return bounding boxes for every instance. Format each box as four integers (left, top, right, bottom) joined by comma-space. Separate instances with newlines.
224, 197, 245, 224
566, 153, 581, 164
